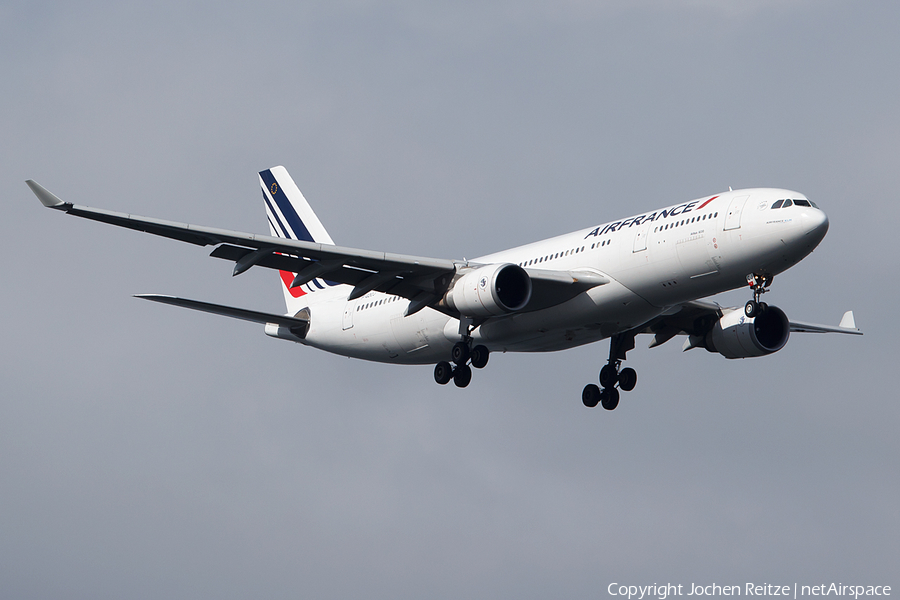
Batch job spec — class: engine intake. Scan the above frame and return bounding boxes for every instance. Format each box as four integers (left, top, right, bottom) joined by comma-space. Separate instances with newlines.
703, 305, 790, 358
445, 263, 532, 317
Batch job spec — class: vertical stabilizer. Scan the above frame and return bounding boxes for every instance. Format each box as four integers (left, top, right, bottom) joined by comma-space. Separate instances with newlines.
259, 166, 342, 313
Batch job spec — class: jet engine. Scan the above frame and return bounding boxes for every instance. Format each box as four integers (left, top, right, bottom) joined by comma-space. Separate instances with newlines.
444, 263, 532, 317
700, 305, 790, 358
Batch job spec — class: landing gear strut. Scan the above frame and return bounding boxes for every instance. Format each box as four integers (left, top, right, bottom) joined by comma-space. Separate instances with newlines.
582, 332, 638, 410
744, 273, 773, 318
434, 317, 489, 388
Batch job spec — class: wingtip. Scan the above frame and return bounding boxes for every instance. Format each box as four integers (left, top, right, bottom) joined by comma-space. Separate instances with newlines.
26, 180, 68, 209
839, 310, 860, 332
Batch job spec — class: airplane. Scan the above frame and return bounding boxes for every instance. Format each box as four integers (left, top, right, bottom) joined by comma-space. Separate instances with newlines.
26, 166, 862, 410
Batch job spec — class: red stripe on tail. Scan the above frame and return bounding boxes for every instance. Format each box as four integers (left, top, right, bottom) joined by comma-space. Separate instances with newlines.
280, 271, 307, 298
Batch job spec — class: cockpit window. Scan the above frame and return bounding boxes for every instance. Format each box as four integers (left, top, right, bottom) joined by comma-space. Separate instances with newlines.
771, 200, 785, 209
793, 199, 811, 207
782, 199, 793, 208
810, 200, 818, 208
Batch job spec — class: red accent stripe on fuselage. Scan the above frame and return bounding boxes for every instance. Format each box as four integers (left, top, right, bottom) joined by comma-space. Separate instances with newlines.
696, 195, 719, 210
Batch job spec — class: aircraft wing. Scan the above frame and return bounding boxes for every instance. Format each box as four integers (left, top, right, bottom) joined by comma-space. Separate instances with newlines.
28, 180, 604, 315
789, 311, 862, 335
636, 300, 862, 350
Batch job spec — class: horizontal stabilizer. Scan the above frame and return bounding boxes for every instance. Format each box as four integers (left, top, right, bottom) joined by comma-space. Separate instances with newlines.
135, 294, 309, 334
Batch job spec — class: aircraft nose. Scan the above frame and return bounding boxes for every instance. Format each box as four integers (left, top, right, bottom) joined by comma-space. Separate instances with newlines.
801, 208, 829, 247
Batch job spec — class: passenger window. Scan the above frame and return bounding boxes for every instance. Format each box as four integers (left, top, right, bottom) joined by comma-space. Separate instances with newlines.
772, 200, 784, 209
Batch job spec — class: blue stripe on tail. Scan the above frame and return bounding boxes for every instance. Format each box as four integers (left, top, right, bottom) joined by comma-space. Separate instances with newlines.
260, 167, 340, 289
259, 169, 314, 242
263, 192, 291, 239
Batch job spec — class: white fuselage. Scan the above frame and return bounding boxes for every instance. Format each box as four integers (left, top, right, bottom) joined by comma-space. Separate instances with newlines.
287, 189, 829, 364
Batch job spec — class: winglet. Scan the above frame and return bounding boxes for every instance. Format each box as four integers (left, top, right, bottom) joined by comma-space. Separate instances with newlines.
26, 180, 69, 209
839, 310, 857, 330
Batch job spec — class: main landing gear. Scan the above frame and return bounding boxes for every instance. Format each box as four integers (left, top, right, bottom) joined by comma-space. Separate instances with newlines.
434, 317, 489, 388
744, 273, 773, 318
582, 332, 638, 410
434, 341, 490, 388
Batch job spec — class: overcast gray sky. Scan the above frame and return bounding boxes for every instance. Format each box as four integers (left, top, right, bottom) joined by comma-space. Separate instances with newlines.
2, 1, 897, 598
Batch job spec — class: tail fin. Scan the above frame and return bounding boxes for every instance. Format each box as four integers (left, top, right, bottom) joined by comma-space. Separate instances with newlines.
260, 166, 334, 244
259, 166, 341, 312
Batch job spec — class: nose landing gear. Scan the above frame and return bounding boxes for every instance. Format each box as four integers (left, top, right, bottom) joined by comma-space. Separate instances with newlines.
582, 332, 638, 410
744, 273, 773, 318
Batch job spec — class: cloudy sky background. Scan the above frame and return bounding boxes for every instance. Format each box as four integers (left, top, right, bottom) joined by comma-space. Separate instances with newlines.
2, 1, 897, 598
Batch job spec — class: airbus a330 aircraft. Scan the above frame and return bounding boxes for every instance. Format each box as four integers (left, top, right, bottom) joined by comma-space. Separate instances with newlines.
27, 166, 861, 410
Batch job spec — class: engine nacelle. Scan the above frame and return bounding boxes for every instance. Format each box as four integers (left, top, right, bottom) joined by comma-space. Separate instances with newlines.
703, 305, 790, 358
444, 263, 532, 317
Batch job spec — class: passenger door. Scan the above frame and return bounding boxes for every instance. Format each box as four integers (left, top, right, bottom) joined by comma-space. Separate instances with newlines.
723, 195, 749, 231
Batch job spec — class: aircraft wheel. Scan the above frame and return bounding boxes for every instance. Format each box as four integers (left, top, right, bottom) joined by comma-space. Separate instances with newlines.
601, 387, 620, 411
599, 364, 618, 388
434, 361, 453, 385
453, 364, 472, 388
470, 345, 490, 369
745, 300, 759, 318
451, 342, 470, 365
582, 384, 601, 408
618, 367, 637, 392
